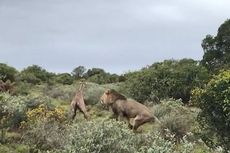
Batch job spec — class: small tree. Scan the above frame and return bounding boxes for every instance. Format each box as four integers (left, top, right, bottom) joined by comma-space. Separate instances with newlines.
84, 68, 105, 78
201, 19, 230, 72
72, 66, 86, 79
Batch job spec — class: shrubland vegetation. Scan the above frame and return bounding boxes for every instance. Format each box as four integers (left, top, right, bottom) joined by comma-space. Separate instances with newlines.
123, 59, 209, 103
0, 19, 230, 152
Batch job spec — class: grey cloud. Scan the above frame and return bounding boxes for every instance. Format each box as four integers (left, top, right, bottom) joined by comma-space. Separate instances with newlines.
0, 0, 230, 74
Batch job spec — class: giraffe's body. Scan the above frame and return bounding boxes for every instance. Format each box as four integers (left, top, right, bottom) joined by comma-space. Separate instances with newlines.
70, 82, 89, 120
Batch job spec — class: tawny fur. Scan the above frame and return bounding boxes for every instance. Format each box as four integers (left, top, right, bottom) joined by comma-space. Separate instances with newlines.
100, 89, 156, 131
70, 82, 89, 120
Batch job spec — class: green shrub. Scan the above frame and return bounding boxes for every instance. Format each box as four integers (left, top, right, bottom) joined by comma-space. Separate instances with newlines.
59, 119, 212, 153
152, 99, 198, 142
43, 84, 75, 102
0, 144, 12, 153
19, 72, 41, 84
21, 103, 68, 151
22, 120, 70, 151
0, 144, 30, 153
54, 73, 74, 85
84, 84, 105, 105
123, 59, 209, 103
19, 65, 55, 85
0, 93, 54, 132
192, 70, 230, 151
0, 93, 28, 130
13, 82, 31, 95
0, 63, 18, 82
14, 145, 30, 153
22, 118, 205, 152
2, 96, 213, 153
85, 68, 121, 84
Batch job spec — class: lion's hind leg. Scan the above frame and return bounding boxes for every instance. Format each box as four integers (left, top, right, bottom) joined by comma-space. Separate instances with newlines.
128, 118, 134, 129
133, 115, 152, 131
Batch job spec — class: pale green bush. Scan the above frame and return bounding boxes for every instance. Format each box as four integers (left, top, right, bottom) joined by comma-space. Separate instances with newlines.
59, 119, 212, 153
18, 111, 215, 153
0, 93, 53, 132
152, 99, 198, 142
22, 120, 70, 151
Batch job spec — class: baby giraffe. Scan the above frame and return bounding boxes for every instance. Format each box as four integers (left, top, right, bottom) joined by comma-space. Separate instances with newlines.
70, 81, 89, 120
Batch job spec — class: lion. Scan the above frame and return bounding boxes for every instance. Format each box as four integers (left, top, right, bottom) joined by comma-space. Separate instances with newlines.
100, 89, 158, 131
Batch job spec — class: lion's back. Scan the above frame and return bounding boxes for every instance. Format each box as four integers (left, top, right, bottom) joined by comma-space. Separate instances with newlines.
122, 99, 152, 117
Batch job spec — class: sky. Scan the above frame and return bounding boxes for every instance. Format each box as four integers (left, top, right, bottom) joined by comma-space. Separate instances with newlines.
0, 0, 229, 74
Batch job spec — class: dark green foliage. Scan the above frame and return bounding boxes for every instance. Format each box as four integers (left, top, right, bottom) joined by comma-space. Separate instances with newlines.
0, 63, 17, 82
72, 66, 86, 79
19, 72, 41, 84
123, 59, 209, 103
85, 68, 105, 78
19, 65, 54, 84
193, 70, 230, 151
0, 93, 53, 131
54, 73, 74, 85
85, 68, 120, 84
201, 19, 230, 72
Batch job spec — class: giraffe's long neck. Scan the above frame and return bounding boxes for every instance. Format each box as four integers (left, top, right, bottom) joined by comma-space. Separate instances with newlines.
78, 83, 84, 94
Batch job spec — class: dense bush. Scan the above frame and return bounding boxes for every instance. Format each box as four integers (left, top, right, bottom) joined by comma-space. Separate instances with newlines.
0, 63, 18, 82
0, 93, 27, 130
18, 72, 41, 84
21, 104, 68, 151
0, 93, 28, 143
13, 82, 31, 95
192, 70, 230, 151
84, 68, 121, 84
0, 85, 219, 153
84, 83, 107, 105
43, 84, 76, 102
123, 59, 209, 103
152, 99, 198, 142
53, 119, 213, 153
0, 93, 54, 133
0, 144, 29, 153
54, 73, 74, 85
64, 120, 171, 153
87, 73, 120, 84
19, 65, 55, 84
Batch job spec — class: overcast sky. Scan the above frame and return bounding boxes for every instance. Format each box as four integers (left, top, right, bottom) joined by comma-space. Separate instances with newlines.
0, 0, 229, 74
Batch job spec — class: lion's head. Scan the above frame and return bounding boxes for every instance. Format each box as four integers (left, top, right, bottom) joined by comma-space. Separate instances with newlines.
100, 89, 127, 105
